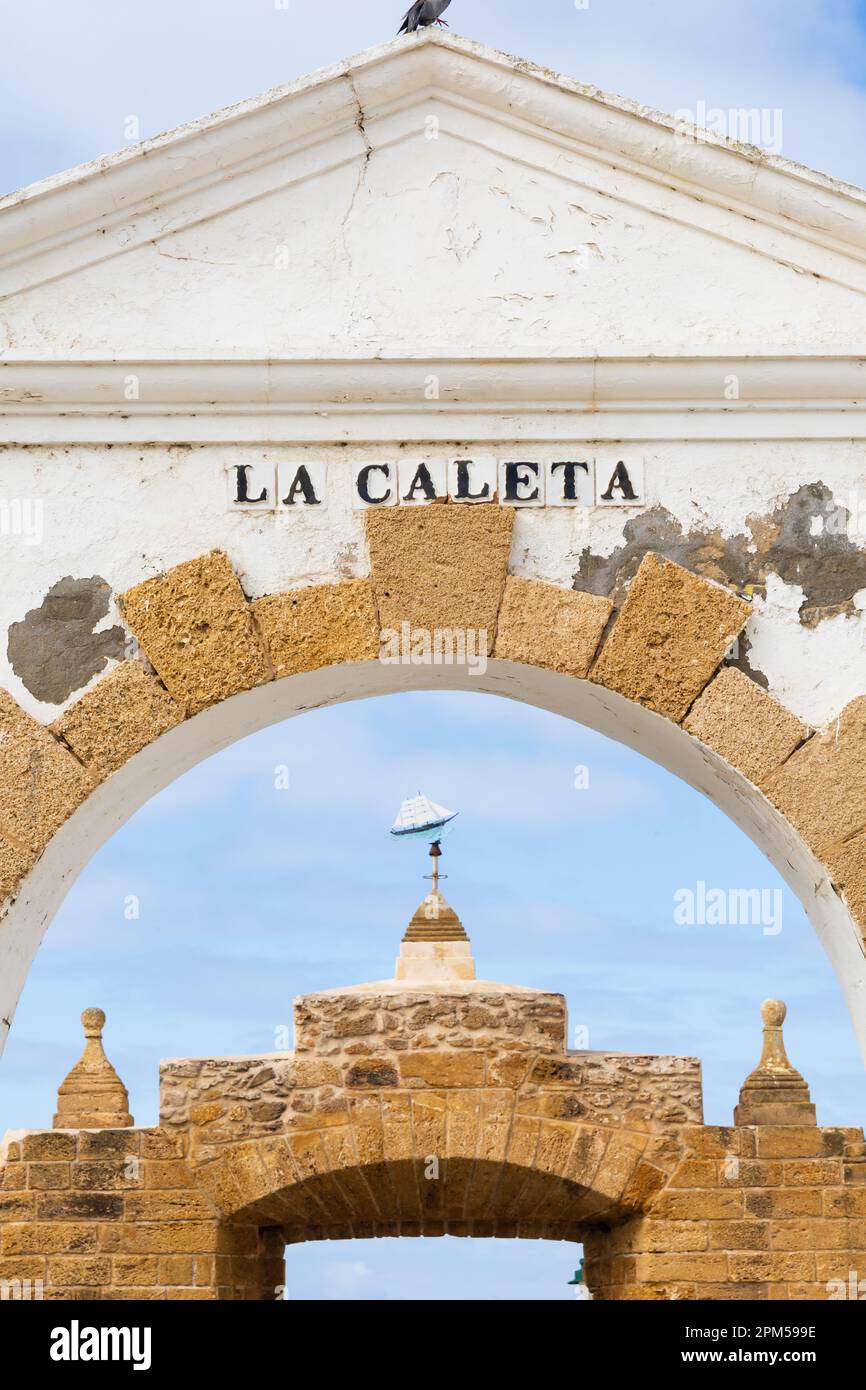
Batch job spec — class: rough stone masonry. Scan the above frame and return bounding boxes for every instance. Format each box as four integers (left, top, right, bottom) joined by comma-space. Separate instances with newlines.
2, 896, 866, 1300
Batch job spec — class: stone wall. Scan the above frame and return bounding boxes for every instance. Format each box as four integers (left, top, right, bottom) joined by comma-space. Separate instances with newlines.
586, 1123, 866, 1300
159, 987, 703, 1166
0, 1128, 281, 1300
3, 993, 866, 1300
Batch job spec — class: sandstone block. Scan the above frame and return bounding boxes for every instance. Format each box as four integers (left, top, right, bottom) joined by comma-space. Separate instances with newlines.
683, 667, 808, 786
52, 661, 183, 777
158, 1255, 194, 1285
27, 1164, 70, 1190
764, 697, 866, 860
768, 1218, 850, 1251
707, 1220, 770, 1250
651, 1191, 743, 1221
397, 1053, 485, 1088
591, 553, 750, 722
36, 1193, 122, 1222
21, 1133, 77, 1162
120, 552, 271, 715
824, 828, 866, 934
755, 1128, 827, 1159
0, 1193, 36, 1222
634, 1252, 728, 1282
745, 1189, 822, 1218
728, 1251, 815, 1282
783, 1159, 841, 1186
252, 579, 379, 677
626, 1219, 710, 1254
494, 576, 611, 677
365, 504, 513, 641
113, 1254, 159, 1285
0, 690, 93, 901
345, 1059, 398, 1088
47, 1255, 111, 1287
1, 1222, 97, 1255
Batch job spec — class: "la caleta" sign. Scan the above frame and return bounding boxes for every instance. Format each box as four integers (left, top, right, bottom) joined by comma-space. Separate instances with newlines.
227, 456, 646, 511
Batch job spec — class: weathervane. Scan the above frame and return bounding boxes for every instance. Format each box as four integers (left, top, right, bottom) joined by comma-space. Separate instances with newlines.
389, 792, 458, 894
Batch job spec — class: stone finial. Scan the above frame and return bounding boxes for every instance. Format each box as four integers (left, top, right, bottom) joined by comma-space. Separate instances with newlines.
403, 889, 468, 943
53, 1008, 133, 1129
395, 890, 475, 982
734, 999, 816, 1127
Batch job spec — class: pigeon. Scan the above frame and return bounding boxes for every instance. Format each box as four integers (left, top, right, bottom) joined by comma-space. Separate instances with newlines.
398, 0, 451, 34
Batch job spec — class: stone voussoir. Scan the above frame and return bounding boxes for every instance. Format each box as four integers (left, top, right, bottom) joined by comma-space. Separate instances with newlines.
683, 666, 810, 788
365, 502, 514, 642
590, 552, 751, 723
119, 552, 271, 716
824, 828, 866, 936
0, 689, 94, 904
764, 697, 866, 862
251, 578, 379, 678
51, 660, 184, 779
494, 575, 612, 677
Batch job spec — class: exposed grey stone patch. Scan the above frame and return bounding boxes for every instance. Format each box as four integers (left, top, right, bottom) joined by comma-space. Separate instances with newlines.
574, 484, 866, 623
726, 630, 770, 691
7, 576, 126, 704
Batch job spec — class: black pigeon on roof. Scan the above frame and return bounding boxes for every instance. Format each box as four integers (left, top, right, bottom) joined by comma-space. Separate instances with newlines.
398, 0, 452, 34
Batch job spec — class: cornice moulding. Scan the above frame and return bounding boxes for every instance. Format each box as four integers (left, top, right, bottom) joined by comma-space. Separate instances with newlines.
2, 356, 865, 444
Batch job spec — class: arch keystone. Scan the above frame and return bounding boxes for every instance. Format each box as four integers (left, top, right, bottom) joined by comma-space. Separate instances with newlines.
683, 666, 810, 787
494, 576, 612, 676
251, 578, 379, 677
591, 552, 750, 722
51, 660, 184, 778
119, 551, 271, 716
365, 504, 514, 640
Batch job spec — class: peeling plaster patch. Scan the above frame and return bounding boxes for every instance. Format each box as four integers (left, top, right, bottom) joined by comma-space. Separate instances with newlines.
575, 484, 866, 620
7, 577, 125, 704
747, 575, 866, 727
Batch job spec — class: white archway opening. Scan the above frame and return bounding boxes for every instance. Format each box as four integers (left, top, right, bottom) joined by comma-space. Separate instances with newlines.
2, 658, 863, 1062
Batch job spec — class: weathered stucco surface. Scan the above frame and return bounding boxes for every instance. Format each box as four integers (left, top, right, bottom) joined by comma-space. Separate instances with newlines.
0, 445, 863, 727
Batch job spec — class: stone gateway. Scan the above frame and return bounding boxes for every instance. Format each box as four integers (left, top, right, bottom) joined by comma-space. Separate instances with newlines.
1, 28, 866, 1300
3, 900, 866, 1301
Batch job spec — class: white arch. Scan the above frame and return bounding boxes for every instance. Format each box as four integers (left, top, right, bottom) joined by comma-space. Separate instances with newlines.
2, 658, 863, 1063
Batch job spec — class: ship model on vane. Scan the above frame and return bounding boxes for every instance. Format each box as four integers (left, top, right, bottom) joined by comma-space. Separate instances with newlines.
390, 792, 457, 892
389, 794, 469, 970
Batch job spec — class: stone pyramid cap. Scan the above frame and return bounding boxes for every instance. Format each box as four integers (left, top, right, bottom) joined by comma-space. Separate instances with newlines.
734, 999, 816, 1127
396, 888, 475, 982
54, 1008, 134, 1130
403, 889, 468, 943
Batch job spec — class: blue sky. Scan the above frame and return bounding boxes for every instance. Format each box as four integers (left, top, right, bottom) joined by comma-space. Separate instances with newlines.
3, 0, 866, 1301
5, 0, 866, 196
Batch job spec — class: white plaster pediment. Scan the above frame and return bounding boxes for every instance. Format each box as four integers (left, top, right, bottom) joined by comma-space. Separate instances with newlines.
2, 31, 866, 360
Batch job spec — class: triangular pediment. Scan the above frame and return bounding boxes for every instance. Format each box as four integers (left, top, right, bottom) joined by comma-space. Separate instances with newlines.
2, 30, 866, 359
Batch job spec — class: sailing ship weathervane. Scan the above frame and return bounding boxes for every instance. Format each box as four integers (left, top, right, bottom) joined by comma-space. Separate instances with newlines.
390, 792, 458, 896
